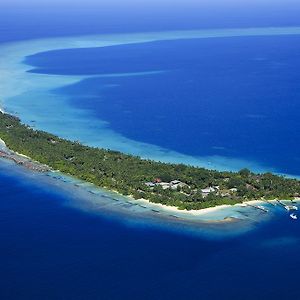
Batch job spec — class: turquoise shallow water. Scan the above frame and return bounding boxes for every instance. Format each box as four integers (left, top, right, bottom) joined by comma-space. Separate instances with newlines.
0, 159, 299, 300
1, 5, 300, 299
2, 28, 300, 176
25, 35, 300, 175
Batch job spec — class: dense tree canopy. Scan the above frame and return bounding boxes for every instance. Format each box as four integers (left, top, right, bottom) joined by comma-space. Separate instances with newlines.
0, 112, 299, 210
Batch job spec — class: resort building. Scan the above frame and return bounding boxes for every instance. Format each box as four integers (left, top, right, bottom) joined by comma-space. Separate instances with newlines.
145, 179, 188, 190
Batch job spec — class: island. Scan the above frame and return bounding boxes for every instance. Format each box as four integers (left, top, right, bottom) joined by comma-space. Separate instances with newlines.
0, 111, 299, 210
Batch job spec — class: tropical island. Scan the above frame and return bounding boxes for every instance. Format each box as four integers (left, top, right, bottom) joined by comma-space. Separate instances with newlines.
0, 111, 300, 210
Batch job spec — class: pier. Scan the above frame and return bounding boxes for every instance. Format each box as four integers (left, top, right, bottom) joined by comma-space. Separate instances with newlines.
276, 200, 287, 208
245, 203, 268, 213
139, 205, 148, 209
276, 200, 298, 211
169, 215, 180, 219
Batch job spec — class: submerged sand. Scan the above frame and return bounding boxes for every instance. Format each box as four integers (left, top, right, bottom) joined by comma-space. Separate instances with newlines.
0, 136, 276, 226
0, 28, 299, 233
2, 27, 300, 173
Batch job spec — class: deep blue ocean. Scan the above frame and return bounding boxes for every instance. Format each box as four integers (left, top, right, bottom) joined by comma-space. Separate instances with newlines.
25, 35, 300, 175
1, 160, 300, 300
1, 2, 300, 299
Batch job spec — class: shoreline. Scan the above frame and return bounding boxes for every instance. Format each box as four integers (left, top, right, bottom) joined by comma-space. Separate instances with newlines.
0, 136, 290, 224
3, 28, 300, 175
0, 110, 299, 226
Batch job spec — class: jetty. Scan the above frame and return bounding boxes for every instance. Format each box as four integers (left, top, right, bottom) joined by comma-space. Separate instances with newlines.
276, 200, 286, 207
245, 203, 268, 213
139, 205, 148, 209
276, 200, 298, 211
170, 215, 180, 219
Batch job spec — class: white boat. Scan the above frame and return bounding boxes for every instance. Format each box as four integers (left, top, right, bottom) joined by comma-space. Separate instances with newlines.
290, 213, 297, 220
285, 205, 298, 211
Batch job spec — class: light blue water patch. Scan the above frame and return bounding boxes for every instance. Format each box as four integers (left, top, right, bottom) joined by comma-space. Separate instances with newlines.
1, 158, 300, 300
2, 28, 300, 175
8, 88, 273, 173
26, 35, 300, 176
0, 159, 267, 238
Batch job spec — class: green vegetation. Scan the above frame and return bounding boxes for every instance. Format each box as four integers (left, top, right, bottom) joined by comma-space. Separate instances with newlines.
0, 112, 300, 210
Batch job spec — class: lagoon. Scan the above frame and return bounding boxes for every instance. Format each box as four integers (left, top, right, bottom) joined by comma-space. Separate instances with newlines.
1, 5, 300, 298
2, 28, 300, 176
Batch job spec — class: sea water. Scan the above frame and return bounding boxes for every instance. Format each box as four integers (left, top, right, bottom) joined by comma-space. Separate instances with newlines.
0, 159, 300, 300
23, 35, 300, 175
1, 3, 300, 299
2, 30, 300, 175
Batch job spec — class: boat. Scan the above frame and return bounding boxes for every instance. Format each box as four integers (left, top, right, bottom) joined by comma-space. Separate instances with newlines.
284, 205, 298, 211
290, 213, 297, 220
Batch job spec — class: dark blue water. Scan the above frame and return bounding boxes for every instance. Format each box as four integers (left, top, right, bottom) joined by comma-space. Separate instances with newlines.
1, 1, 300, 43
26, 35, 300, 175
2, 2, 300, 299
0, 160, 300, 300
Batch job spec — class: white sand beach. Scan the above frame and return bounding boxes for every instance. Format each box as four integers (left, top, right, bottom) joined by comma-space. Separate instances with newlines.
1, 27, 300, 224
